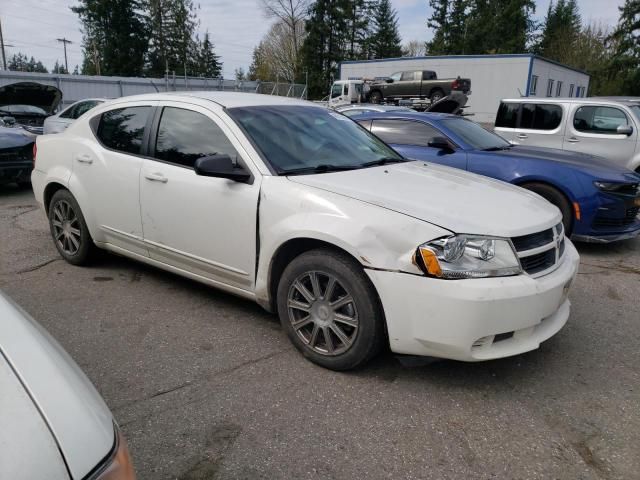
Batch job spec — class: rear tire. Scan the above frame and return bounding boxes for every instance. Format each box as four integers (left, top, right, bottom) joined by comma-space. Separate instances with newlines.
369, 90, 383, 104
276, 249, 385, 371
48, 189, 97, 265
521, 182, 573, 235
430, 89, 445, 103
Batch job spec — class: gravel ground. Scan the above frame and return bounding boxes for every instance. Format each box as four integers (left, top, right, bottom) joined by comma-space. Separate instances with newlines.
1, 184, 639, 480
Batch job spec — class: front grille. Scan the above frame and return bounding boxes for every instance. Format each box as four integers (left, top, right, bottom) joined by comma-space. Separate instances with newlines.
0, 146, 31, 164
519, 249, 556, 275
511, 223, 564, 277
511, 228, 554, 252
593, 207, 639, 229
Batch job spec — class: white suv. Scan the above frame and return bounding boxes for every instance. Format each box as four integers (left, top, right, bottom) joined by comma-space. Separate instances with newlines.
494, 97, 640, 173
32, 92, 579, 370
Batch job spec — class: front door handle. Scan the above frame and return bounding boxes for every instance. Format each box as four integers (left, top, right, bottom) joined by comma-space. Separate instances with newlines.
567, 137, 580, 143
75, 154, 93, 164
144, 172, 168, 183
517, 134, 528, 139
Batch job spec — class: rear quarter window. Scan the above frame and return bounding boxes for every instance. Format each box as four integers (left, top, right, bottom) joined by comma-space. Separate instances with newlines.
495, 103, 519, 128
96, 106, 151, 155
520, 104, 562, 130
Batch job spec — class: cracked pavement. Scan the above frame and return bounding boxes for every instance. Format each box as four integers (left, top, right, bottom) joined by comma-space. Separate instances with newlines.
1, 185, 639, 480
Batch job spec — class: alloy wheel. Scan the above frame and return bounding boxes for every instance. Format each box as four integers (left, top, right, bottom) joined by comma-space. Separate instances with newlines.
287, 271, 359, 356
51, 200, 82, 256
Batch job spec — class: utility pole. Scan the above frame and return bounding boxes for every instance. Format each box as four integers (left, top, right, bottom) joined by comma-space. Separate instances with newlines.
56, 37, 72, 72
0, 17, 7, 70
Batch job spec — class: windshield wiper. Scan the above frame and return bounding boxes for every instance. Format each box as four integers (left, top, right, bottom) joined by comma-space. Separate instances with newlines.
359, 157, 407, 168
281, 164, 361, 176
482, 145, 512, 151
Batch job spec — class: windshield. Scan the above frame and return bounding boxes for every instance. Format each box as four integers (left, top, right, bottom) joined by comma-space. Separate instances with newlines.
0, 104, 47, 115
442, 117, 511, 150
228, 105, 403, 174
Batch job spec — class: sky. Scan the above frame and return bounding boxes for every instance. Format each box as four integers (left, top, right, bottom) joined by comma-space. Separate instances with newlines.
0, 0, 625, 79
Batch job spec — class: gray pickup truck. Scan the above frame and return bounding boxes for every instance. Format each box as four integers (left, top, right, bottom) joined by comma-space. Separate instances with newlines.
368, 70, 471, 105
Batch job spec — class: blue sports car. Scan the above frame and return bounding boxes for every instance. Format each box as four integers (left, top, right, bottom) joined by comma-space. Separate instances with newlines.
354, 111, 640, 242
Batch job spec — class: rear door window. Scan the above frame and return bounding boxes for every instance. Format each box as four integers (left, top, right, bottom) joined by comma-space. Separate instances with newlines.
519, 104, 562, 130
371, 119, 441, 146
573, 106, 629, 134
495, 103, 519, 128
153, 107, 240, 168
97, 106, 151, 155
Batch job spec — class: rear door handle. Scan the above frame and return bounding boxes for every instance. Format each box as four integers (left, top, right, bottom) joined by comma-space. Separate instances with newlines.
144, 172, 168, 183
567, 137, 580, 143
75, 154, 93, 164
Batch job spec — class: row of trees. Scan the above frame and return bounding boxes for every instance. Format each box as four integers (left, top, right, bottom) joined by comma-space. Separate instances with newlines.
426, 0, 640, 95
248, 0, 403, 97
71, 0, 222, 77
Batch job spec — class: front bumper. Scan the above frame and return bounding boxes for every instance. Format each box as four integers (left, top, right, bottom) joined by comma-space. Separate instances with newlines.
366, 240, 580, 361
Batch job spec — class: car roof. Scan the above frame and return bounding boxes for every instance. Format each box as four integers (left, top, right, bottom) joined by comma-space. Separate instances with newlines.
336, 104, 410, 111
107, 91, 315, 109
501, 97, 640, 107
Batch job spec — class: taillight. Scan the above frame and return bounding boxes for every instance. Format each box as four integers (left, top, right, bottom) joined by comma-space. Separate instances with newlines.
32, 142, 37, 168
451, 79, 459, 90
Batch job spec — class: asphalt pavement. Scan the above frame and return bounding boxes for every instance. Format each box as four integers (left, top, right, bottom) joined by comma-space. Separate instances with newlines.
1, 184, 639, 480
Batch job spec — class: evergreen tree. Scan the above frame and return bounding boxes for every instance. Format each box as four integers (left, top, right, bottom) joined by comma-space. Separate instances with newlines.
426, 0, 449, 54
370, 0, 402, 58
72, 0, 149, 76
608, 0, 640, 95
73, 65, 80, 75
198, 32, 222, 77
301, 0, 350, 98
536, 0, 581, 61
248, 42, 273, 81
7, 53, 48, 72
52, 60, 69, 74
234, 67, 247, 80
345, 0, 375, 59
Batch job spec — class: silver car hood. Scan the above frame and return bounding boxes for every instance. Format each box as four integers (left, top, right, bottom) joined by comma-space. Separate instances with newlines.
0, 293, 114, 480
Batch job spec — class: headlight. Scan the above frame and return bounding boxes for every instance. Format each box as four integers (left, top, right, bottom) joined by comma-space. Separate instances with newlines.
90, 425, 136, 480
594, 181, 639, 195
414, 235, 521, 279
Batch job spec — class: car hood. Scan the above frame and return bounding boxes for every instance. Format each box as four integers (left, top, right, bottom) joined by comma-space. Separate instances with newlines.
0, 126, 34, 149
498, 145, 638, 180
0, 292, 114, 480
288, 161, 560, 237
0, 82, 62, 114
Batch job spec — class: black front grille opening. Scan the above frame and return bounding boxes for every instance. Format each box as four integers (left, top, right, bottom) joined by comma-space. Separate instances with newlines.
511, 228, 554, 252
592, 207, 639, 229
493, 331, 514, 343
520, 249, 556, 275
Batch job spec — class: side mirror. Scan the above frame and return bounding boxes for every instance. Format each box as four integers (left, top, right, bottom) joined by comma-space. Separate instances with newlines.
428, 136, 453, 151
194, 154, 251, 183
617, 125, 633, 136
385, 78, 394, 84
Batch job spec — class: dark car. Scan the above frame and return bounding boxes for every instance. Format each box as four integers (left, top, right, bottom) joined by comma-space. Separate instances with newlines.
0, 82, 62, 135
368, 70, 471, 104
0, 125, 34, 187
355, 111, 640, 243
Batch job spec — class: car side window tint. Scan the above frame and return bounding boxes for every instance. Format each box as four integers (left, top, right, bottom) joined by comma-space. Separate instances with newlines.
59, 104, 76, 119
331, 84, 341, 99
573, 106, 629, 134
371, 119, 440, 147
519, 104, 561, 130
401, 71, 415, 81
97, 106, 150, 155
495, 103, 519, 128
73, 101, 100, 119
154, 107, 240, 168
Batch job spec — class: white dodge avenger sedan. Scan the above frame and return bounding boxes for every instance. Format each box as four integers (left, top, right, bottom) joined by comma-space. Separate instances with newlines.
32, 93, 579, 370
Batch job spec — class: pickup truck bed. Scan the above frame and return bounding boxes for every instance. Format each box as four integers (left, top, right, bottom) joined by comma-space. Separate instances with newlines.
368, 70, 471, 105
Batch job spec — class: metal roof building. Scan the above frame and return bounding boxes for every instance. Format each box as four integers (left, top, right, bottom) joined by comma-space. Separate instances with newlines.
339, 54, 591, 123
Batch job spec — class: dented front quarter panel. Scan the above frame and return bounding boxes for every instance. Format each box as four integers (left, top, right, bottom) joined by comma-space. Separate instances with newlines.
254, 176, 450, 307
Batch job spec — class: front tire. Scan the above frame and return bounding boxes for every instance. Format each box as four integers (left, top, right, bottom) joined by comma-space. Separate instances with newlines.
48, 189, 97, 265
369, 90, 383, 104
277, 249, 384, 370
521, 182, 573, 235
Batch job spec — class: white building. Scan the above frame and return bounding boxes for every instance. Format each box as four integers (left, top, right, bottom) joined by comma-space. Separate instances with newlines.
338, 54, 590, 124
